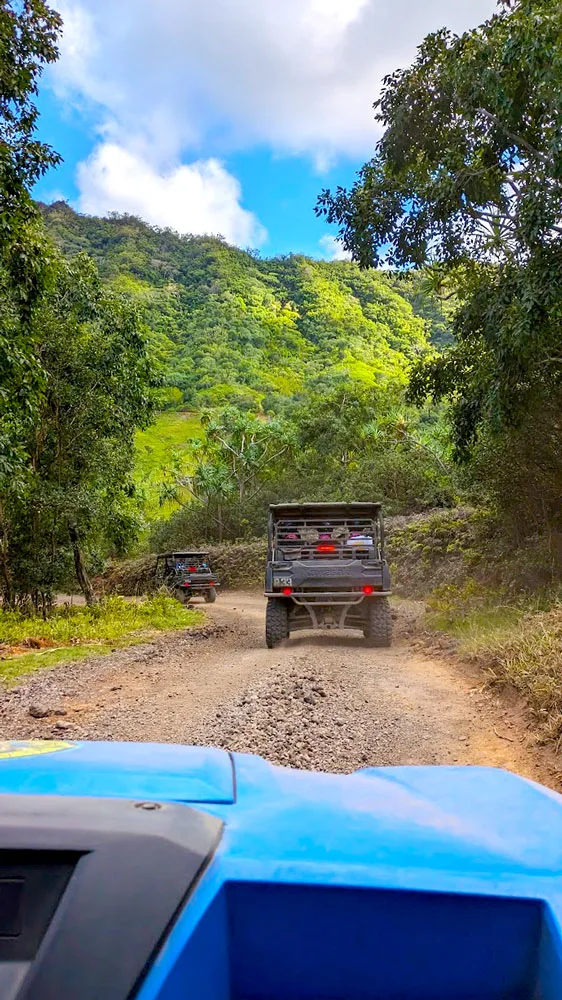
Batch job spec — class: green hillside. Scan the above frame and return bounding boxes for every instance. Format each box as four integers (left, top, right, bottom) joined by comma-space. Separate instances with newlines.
41, 202, 450, 413
134, 411, 202, 520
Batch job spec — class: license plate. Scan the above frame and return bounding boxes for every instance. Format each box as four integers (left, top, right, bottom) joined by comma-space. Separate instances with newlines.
274, 576, 292, 587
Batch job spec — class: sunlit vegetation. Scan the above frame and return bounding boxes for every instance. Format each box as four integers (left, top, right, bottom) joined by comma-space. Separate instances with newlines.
0, 596, 203, 681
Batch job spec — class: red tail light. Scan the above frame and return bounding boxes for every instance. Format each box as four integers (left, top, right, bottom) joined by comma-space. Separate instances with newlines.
317, 544, 336, 553
363, 585, 374, 595
188, 566, 197, 572
282, 587, 293, 596
182, 582, 191, 588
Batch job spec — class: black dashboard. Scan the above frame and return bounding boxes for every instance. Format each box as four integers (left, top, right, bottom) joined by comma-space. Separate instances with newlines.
0, 795, 222, 1000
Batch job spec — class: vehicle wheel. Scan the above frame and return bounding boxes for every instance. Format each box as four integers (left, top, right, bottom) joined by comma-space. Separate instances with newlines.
204, 586, 217, 603
364, 597, 392, 648
176, 589, 191, 605
265, 597, 289, 648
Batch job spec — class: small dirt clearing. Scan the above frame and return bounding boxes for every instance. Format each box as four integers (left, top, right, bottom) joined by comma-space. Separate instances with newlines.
1, 592, 559, 788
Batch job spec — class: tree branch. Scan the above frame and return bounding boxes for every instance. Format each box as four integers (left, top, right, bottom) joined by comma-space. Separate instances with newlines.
175, 478, 228, 530
478, 108, 552, 166
398, 430, 450, 474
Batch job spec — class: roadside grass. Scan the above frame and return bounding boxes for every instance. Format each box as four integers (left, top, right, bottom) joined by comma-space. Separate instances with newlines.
390, 509, 562, 747
135, 410, 202, 520
0, 596, 204, 684
427, 602, 524, 644
460, 604, 562, 747
0, 646, 112, 684
426, 584, 562, 745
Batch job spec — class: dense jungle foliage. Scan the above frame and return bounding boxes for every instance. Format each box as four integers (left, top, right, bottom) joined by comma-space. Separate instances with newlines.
41, 202, 456, 544
3, 0, 562, 612
318, 0, 562, 547
0, 1, 155, 608
40, 201, 453, 411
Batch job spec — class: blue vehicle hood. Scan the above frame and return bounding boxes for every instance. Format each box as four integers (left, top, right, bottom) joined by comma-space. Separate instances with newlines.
2, 740, 562, 1000
0, 739, 560, 875
0, 739, 234, 803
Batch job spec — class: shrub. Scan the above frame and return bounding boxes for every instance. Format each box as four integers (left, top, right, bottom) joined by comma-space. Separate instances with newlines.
0, 596, 203, 647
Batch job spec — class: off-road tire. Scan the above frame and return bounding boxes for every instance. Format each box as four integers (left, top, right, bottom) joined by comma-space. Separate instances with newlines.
363, 597, 392, 648
265, 597, 289, 648
176, 588, 191, 605
204, 586, 217, 603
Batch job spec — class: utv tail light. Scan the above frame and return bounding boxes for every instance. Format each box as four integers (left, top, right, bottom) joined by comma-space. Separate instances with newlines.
282, 587, 293, 596
317, 544, 336, 553
182, 582, 191, 588
362, 585, 374, 595
188, 566, 197, 572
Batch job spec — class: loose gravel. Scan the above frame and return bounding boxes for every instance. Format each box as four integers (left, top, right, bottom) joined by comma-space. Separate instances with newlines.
185, 653, 438, 772
0, 592, 558, 787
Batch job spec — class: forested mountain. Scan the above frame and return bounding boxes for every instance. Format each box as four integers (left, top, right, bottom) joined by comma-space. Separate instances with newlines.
41, 202, 451, 413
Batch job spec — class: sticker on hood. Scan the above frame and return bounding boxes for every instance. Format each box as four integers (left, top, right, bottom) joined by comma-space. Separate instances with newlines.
0, 740, 77, 760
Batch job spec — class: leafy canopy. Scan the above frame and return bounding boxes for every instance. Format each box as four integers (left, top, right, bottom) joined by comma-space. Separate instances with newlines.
317, 0, 562, 456
0, 0, 62, 473
1, 251, 156, 606
0, 0, 61, 224
317, 0, 562, 270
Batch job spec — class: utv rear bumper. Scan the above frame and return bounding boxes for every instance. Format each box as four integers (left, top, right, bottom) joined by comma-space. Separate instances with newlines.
264, 591, 391, 600
264, 590, 392, 632
265, 557, 391, 594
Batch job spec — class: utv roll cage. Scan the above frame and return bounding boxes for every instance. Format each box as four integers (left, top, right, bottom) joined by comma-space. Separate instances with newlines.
264, 502, 391, 648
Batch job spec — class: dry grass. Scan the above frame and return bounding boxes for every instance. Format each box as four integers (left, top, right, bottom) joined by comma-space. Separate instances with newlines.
442, 603, 562, 746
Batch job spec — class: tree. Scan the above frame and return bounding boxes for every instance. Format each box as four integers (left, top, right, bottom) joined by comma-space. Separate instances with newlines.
0, 0, 62, 473
294, 384, 383, 478
290, 383, 453, 510
165, 407, 293, 541
0, 1, 61, 203
317, 0, 562, 270
1, 252, 156, 606
316, 0, 562, 455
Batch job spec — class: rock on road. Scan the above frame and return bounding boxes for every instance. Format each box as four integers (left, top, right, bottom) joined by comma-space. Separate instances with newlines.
0, 592, 558, 786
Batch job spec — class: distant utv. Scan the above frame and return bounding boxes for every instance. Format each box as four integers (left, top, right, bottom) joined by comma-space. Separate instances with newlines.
264, 503, 391, 648
156, 551, 219, 604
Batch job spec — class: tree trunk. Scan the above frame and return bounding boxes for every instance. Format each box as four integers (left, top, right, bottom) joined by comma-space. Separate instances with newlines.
0, 499, 13, 608
68, 523, 96, 606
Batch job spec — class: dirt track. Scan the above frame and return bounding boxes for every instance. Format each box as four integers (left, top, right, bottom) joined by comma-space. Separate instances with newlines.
1, 593, 559, 786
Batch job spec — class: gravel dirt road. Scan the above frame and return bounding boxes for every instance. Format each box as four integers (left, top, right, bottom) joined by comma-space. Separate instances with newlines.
1, 592, 559, 787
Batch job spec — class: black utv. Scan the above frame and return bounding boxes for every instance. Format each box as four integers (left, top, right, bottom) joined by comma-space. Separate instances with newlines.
156, 551, 219, 604
264, 502, 391, 648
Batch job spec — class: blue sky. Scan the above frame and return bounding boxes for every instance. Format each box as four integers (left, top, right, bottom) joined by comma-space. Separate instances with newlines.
34, 0, 496, 260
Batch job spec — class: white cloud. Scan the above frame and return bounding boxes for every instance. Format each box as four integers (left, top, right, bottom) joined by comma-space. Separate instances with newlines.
50, 0, 497, 241
76, 144, 267, 247
52, 0, 497, 162
319, 235, 352, 261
